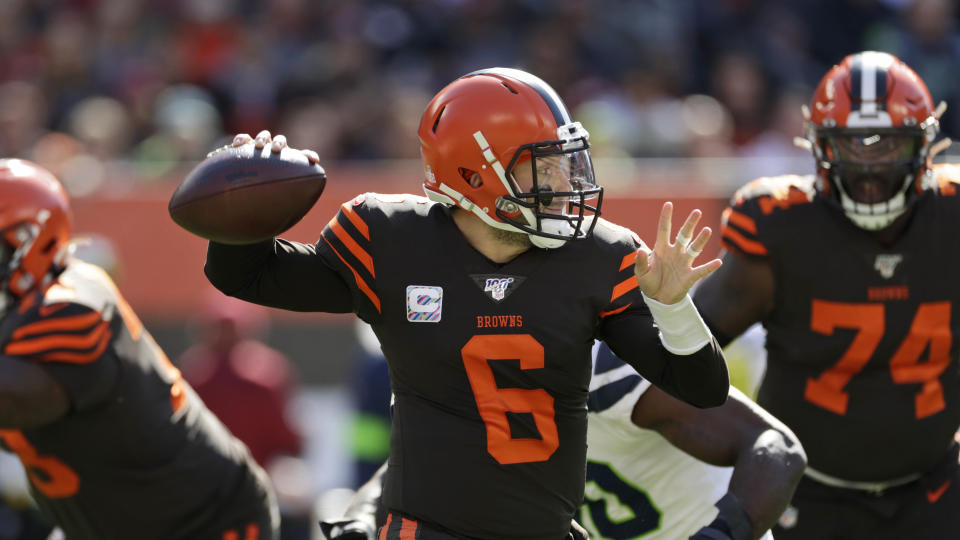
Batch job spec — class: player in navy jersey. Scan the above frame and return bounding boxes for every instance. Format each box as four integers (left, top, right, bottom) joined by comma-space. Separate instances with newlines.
694, 51, 960, 539
203, 67, 729, 540
0, 159, 279, 539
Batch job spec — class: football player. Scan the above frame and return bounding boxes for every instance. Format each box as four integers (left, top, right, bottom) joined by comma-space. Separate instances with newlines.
582, 341, 803, 540
319, 338, 806, 540
694, 51, 960, 539
203, 67, 730, 540
0, 159, 279, 539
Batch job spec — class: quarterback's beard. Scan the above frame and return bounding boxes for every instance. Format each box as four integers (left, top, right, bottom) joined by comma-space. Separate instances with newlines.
493, 227, 532, 248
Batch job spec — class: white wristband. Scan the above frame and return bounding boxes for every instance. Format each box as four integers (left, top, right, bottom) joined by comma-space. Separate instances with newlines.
641, 292, 713, 355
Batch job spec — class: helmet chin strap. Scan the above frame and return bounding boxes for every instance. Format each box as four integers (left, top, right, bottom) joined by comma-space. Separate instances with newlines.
529, 220, 571, 249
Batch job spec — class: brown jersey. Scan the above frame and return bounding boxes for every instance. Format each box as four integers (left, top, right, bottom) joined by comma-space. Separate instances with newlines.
0, 260, 276, 539
720, 166, 960, 482
204, 192, 728, 540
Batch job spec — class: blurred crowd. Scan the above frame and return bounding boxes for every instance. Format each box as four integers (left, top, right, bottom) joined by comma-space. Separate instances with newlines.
1, 0, 959, 195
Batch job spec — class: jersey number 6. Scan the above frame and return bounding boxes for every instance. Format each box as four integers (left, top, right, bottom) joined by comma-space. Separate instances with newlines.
462, 334, 559, 465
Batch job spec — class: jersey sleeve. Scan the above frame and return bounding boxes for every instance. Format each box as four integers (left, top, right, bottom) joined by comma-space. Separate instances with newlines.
3, 302, 119, 411
316, 193, 416, 323
720, 175, 815, 261
587, 341, 651, 425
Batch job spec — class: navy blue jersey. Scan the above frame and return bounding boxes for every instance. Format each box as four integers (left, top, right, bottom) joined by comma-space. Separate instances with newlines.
720, 166, 960, 481
0, 260, 276, 539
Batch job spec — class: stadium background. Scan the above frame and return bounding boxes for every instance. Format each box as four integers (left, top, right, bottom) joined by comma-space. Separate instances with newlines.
0, 0, 959, 538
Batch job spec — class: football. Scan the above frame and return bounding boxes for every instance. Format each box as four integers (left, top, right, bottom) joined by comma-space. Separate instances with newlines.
168, 143, 326, 244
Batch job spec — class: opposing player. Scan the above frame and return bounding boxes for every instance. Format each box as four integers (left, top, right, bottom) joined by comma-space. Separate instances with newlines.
0, 159, 278, 539
582, 341, 804, 540
203, 68, 730, 539
694, 51, 960, 539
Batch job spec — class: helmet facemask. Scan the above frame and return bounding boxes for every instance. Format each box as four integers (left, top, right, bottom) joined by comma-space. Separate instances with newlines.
497, 122, 602, 249
817, 128, 926, 229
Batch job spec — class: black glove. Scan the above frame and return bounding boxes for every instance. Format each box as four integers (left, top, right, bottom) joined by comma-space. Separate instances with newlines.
567, 517, 590, 540
689, 492, 753, 540
319, 519, 376, 540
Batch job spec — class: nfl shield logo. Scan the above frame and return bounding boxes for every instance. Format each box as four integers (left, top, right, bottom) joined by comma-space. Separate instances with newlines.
874, 254, 902, 279
484, 277, 514, 301
471, 274, 526, 303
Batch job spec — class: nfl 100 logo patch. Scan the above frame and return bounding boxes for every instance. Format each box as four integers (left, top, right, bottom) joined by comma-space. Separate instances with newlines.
470, 274, 526, 303
406, 285, 443, 322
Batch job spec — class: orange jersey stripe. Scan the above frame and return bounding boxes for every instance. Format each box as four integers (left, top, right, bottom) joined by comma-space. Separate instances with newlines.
723, 207, 758, 235
6, 320, 110, 356
378, 514, 393, 540
600, 303, 632, 318
722, 227, 769, 256
399, 518, 418, 540
327, 215, 375, 277
34, 328, 112, 364
340, 201, 370, 240
322, 236, 382, 313
610, 275, 639, 303
619, 252, 637, 271
12, 310, 103, 340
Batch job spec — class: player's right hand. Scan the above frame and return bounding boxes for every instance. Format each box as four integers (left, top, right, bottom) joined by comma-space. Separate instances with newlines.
226, 130, 321, 165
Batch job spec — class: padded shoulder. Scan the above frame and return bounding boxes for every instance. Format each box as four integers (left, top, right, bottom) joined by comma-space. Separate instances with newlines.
591, 217, 643, 250
731, 174, 817, 214
722, 174, 817, 260
5, 261, 117, 365
929, 163, 960, 196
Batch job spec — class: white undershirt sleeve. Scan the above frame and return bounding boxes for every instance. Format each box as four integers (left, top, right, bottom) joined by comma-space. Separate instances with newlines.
641, 292, 713, 355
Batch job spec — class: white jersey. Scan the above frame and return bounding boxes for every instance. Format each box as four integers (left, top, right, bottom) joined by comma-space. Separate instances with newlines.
582, 341, 773, 540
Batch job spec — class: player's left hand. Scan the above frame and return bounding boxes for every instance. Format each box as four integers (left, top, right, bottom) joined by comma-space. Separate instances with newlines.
635, 201, 722, 304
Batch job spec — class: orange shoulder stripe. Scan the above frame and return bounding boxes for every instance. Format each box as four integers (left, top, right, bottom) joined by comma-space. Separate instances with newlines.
33, 328, 112, 364
399, 518, 418, 540
340, 202, 370, 240
723, 207, 758, 235
722, 228, 769, 256
12, 310, 103, 341
619, 252, 636, 271
610, 275, 639, 303
600, 303, 631, 318
327, 216, 375, 277
5, 320, 111, 356
321, 235, 382, 313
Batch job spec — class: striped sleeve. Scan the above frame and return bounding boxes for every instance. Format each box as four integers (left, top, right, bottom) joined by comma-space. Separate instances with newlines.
5, 303, 112, 365
599, 250, 643, 319
720, 206, 768, 259
319, 196, 381, 314
5, 301, 120, 411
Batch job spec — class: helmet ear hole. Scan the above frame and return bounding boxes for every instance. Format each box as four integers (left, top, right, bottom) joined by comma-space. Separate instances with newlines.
459, 168, 483, 188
